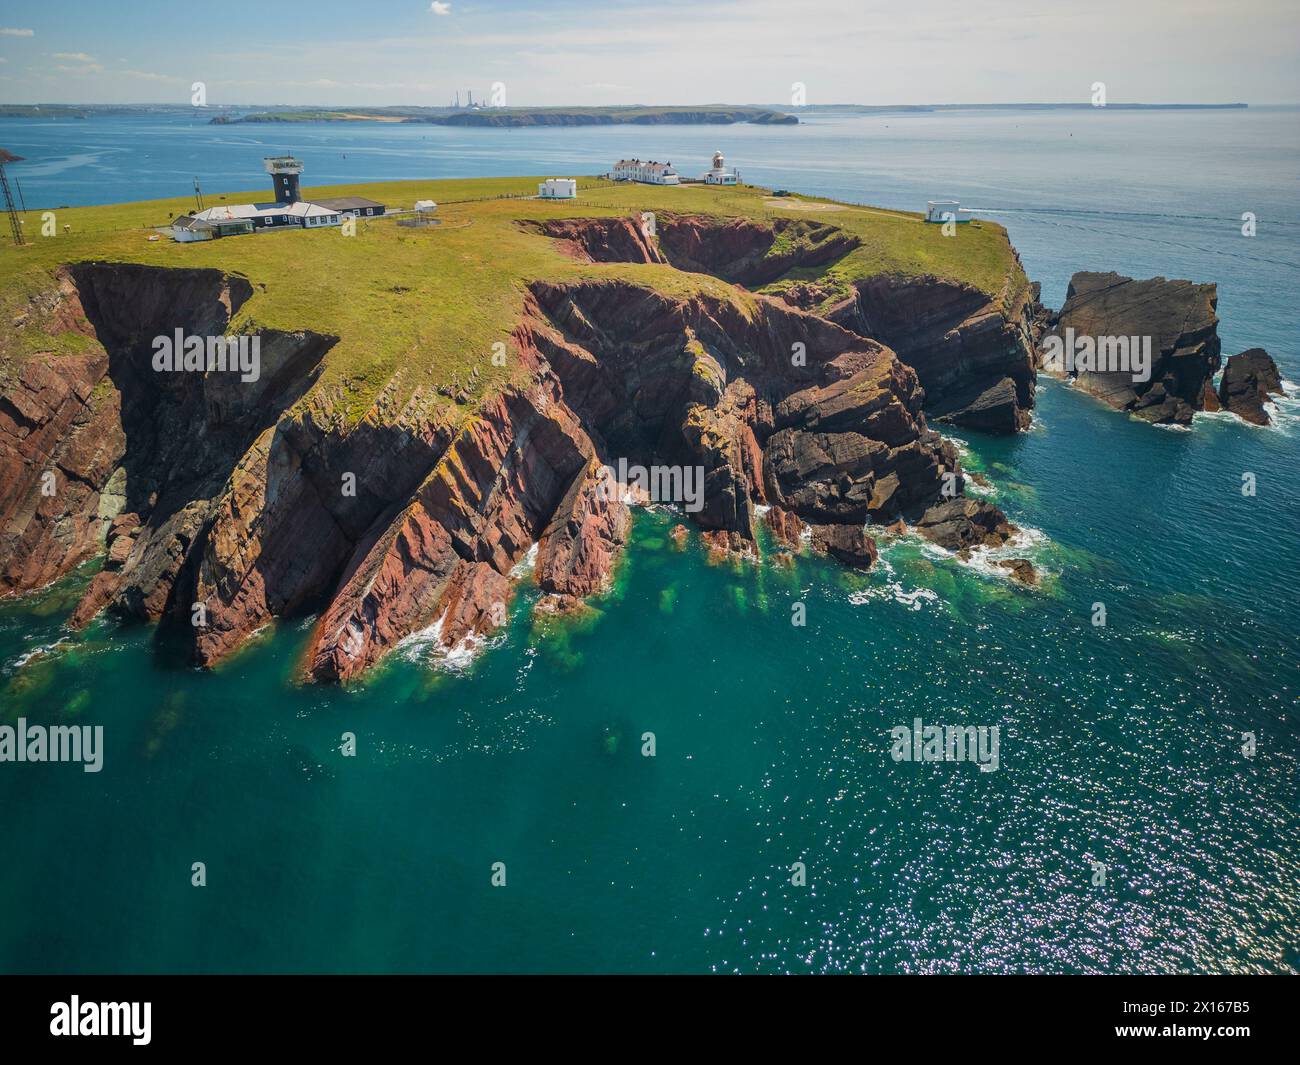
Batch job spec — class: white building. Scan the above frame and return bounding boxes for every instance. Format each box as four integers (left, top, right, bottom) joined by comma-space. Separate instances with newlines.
611, 159, 680, 185
925, 199, 972, 224
170, 216, 214, 243
702, 150, 739, 185
538, 178, 578, 199
193, 200, 344, 230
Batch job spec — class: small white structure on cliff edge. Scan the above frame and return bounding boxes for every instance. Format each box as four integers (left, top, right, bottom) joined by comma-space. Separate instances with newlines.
925, 199, 972, 224
538, 178, 577, 199
702, 150, 739, 185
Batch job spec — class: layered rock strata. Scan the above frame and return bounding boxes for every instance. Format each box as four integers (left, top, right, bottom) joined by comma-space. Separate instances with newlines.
3, 239, 1019, 679
1040, 271, 1221, 425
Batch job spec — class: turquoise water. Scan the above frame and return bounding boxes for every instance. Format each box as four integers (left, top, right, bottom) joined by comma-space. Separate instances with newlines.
0, 110, 1297, 973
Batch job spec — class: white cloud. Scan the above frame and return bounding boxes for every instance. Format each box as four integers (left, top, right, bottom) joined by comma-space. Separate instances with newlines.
52, 52, 97, 63
0, 28, 36, 37
1, 0, 1293, 106
123, 69, 182, 82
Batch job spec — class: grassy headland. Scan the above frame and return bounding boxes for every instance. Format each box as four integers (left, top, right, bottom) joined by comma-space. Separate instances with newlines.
0, 176, 1026, 423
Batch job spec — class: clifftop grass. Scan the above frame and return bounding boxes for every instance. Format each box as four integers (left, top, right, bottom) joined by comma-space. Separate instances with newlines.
0, 175, 1026, 423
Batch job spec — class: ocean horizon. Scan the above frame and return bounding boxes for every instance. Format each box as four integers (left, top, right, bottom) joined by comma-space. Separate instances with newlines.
0, 103, 1297, 976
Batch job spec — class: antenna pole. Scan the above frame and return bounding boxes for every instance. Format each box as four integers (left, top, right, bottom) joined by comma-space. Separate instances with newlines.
0, 162, 25, 247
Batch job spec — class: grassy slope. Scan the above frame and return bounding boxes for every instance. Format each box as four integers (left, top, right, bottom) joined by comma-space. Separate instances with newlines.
0, 176, 1026, 423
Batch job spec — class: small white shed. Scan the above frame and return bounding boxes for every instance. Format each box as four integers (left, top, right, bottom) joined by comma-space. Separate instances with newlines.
926, 199, 970, 224
538, 178, 578, 199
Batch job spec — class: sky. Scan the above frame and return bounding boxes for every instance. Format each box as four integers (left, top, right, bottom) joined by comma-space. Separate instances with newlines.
0, 0, 1297, 107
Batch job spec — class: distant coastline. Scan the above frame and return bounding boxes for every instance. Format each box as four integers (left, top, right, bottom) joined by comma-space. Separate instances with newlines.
207, 105, 801, 127
0, 102, 1253, 125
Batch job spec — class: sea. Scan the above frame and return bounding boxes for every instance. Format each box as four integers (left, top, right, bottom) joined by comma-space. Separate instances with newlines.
0, 107, 1296, 973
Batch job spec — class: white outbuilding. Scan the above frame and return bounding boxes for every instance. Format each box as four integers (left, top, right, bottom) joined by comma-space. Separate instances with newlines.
538, 178, 578, 199
925, 199, 971, 224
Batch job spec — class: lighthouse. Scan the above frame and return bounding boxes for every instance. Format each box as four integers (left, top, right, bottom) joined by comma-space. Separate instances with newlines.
264, 155, 304, 203
703, 150, 738, 185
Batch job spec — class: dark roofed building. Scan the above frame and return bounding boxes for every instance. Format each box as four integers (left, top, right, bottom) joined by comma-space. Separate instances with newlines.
310, 196, 386, 217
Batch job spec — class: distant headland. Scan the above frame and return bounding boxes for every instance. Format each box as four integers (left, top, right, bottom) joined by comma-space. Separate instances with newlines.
0, 102, 1252, 125
206, 105, 801, 127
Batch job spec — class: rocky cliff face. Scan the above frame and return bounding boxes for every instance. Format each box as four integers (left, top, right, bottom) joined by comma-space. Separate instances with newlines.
2, 241, 1017, 680
1041, 271, 1221, 425
519, 217, 665, 265
530, 213, 1038, 434
656, 214, 862, 287
825, 274, 1038, 433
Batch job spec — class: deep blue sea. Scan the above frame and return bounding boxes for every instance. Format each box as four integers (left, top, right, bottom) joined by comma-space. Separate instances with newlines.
0, 108, 1297, 973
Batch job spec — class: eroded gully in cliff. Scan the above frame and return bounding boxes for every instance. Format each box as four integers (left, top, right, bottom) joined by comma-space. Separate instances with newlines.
1, 215, 1028, 681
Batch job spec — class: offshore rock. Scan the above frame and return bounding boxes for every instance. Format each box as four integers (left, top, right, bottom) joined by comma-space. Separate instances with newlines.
1043, 271, 1221, 425
810, 523, 878, 568
1218, 348, 1283, 426
916, 497, 1016, 551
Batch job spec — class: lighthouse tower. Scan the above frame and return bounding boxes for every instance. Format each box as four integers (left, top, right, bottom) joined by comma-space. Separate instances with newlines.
712, 150, 725, 171
264, 155, 304, 203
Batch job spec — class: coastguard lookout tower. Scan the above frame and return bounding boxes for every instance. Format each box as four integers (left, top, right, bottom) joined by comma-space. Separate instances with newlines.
264, 155, 304, 203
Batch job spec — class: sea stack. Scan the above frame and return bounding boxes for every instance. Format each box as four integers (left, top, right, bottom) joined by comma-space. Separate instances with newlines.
1218, 348, 1284, 425
1041, 271, 1221, 426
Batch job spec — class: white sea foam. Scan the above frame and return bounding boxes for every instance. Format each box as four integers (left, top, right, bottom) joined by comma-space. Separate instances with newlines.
398, 609, 505, 673
848, 551, 940, 611
1266, 379, 1300, 432
848, 582, 940, 611
11, 637, 70, 671
509, 542, 539, 577
915, 521, 1053, 583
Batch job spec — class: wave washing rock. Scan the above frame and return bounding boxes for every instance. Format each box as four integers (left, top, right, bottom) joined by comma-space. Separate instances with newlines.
2, 244, 1020, 681
1217, 348, 1284, 426
914, 497, 1016, 552
1041, 271, 1221, 425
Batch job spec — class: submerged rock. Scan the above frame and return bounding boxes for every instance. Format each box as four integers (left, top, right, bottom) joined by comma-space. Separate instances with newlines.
996, 557, 1039, 585
1218, 348, 1283, 425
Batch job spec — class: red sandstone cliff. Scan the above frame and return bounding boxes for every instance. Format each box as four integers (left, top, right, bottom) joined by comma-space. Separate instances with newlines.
1, 238, 1015, 680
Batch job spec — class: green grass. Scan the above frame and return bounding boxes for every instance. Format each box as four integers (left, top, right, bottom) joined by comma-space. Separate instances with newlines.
0, 176, 1026, 422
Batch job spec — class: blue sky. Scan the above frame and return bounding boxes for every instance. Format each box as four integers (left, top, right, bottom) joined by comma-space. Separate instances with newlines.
1, 0, 1297, 106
